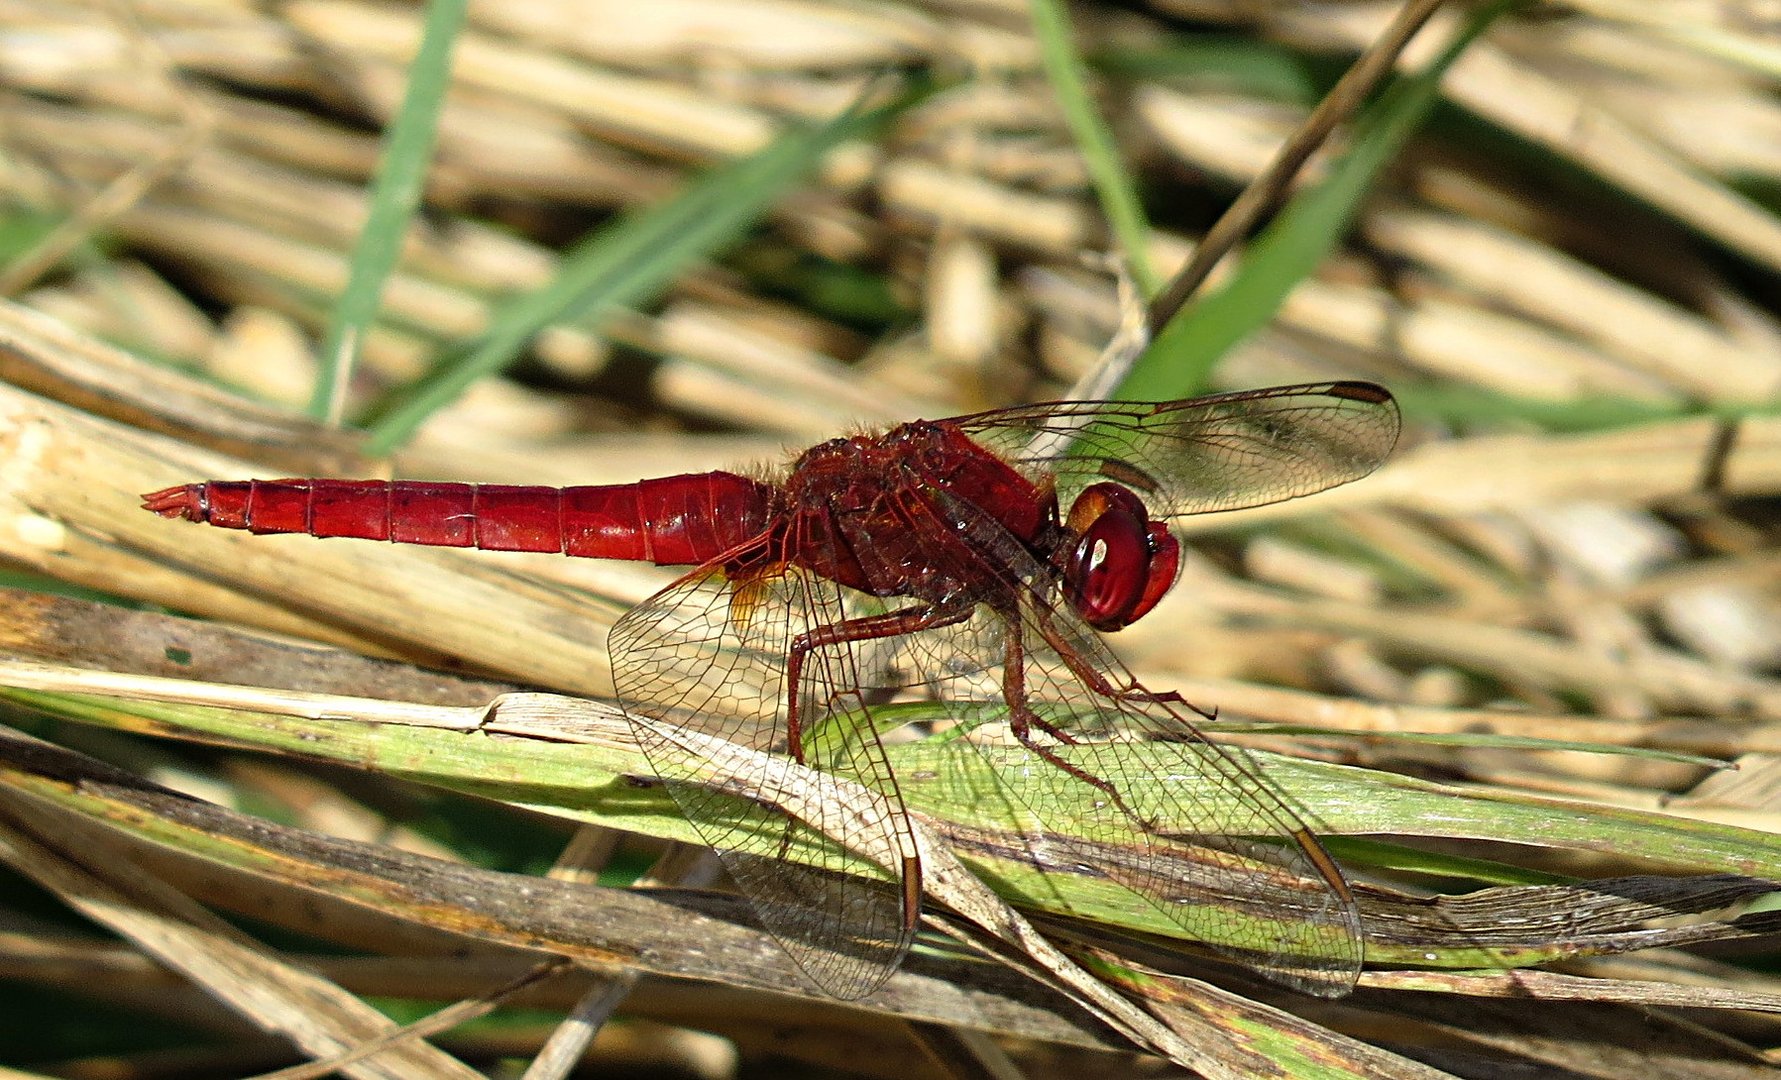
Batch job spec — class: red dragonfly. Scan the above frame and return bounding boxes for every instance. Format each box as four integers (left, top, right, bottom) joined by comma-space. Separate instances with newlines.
144, 381, 1399, 1000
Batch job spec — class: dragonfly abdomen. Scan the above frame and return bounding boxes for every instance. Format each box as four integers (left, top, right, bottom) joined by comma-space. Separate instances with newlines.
141, 473, 777, 566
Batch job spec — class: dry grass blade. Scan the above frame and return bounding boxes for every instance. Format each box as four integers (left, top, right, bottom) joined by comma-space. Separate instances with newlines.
0, 370, 624, 691
0, 718, 1166, 1058
0, 1, 215, 296
0, 660, 487, 730
248, 959, 573, 1080
635, 721, 1185, 1057
0, 301, 368, 470
1143, 0, 1448, 331
518, 837, 719, 1080
3, 604, 1779, 1072
629, 718, 1444, 1079
0, 780, 482, 1079
1199, 1, 1781, 272
1366, 968, 1781, 1012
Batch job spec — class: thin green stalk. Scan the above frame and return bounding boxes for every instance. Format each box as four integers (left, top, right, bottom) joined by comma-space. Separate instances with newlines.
1030, 0, 1159, 297
309, 0, 468, 425
362, 83, 927, 455
1119, 0, 1516, 402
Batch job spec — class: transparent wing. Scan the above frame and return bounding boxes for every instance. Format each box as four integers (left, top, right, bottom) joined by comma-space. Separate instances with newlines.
892, 495, 1364, 995
608, 541, 919, 1001
952, 381, 1400, 520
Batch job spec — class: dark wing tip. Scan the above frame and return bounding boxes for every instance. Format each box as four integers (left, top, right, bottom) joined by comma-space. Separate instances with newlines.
1323, 380, 1395, 407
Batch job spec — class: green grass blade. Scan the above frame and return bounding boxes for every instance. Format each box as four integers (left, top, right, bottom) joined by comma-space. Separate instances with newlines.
309, 0, 469, 424
1322, 836, 1574, 887
13, 685, 1776, 974
361, 84, 927, 454
1117, 1, 1516, 402
1092, 36, 1327, 105
1226, 724, 1725, 768
1030, 0, 1158, 296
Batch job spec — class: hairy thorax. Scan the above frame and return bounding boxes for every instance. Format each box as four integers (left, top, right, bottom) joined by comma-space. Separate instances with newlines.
775, 420, 1058, 604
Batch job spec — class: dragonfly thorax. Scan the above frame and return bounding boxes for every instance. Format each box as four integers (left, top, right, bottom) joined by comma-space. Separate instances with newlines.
778, 419, 1055, 604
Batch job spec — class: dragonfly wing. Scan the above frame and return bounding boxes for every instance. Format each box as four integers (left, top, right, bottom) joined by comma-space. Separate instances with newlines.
897, 608, 1363, 994
609, 549, 920, 1000
954, 381, 1400, 520
1018, 601, 1362, 995
894, 493, 1364, 995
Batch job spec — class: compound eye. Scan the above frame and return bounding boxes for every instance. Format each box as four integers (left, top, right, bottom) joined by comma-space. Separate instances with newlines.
1062, 484, 1179, 631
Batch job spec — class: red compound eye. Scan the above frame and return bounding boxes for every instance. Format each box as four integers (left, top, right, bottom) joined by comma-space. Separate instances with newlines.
1062, 484, 1181, 631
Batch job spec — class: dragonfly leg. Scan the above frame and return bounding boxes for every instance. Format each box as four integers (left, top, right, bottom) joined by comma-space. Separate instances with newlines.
996, 607, 1144, 821
1028, 604, 1213, 719
783, 602, 974, 765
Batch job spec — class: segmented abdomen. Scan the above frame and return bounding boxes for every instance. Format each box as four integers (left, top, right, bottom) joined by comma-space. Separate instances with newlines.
141, 473, 776, 566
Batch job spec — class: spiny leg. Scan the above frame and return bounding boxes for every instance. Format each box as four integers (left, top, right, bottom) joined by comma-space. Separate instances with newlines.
1029, 603, 1207, 717
780, 600, 974, 931
995, 603, 1144, 822
1029, 594, 1350, 899
783, 601, 974, 764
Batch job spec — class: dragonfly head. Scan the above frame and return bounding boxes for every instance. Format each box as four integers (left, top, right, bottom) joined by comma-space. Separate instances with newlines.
1060, 483, 1181, 631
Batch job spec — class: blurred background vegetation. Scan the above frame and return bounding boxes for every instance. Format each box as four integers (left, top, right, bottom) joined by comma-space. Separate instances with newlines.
1, 0, 1781, 1077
